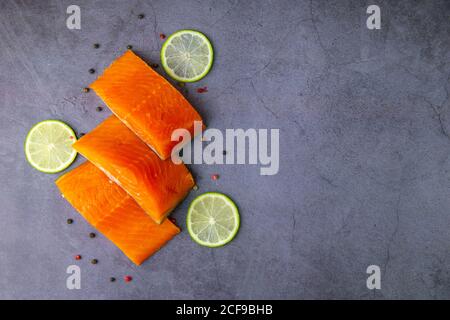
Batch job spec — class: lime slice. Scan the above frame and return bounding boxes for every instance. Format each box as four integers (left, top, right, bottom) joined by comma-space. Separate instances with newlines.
24, 120, 77, 173
161, 29, 214, 82
187, 192, 240, 247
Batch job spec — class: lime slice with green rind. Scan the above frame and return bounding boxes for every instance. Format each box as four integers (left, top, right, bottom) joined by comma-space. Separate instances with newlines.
187, 192, 240, 247
161, 29, 214, 82
24, 120, 77, 173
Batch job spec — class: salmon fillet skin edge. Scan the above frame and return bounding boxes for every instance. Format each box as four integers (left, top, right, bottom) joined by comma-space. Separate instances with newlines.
55, 162, 180, 265
73, 116, 195, 224
90, 50, 203, 160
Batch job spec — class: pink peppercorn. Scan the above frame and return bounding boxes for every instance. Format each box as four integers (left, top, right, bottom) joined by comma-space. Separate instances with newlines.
196, 87, 208, 93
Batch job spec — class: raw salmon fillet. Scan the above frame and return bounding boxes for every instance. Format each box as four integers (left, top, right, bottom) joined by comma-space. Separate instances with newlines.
55, 162, 180, 265
73, 116, 195, 224
90, 50, 203, 160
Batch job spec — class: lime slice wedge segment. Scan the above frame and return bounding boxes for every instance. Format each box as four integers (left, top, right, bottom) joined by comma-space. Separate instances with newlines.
187, 192, 240, 247
161, 29, 214, 82
24, 120, 77, 173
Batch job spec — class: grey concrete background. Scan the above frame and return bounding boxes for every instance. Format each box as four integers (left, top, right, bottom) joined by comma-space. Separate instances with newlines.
0, 0, 449, 299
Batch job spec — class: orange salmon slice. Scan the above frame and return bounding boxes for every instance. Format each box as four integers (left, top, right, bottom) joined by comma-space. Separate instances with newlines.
55, 162, 180, 265
90, 50, 203, 160
73, 116, 195, 224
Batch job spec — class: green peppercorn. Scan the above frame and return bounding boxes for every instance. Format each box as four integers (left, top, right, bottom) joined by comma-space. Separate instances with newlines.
91, 259, 98, 264
67, 218, 73, 224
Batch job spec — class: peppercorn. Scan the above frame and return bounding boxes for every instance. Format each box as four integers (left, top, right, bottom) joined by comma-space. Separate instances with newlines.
110, 277, 116, 282
83, 87, 90, 93
93, 43, 100, 49
89, 68, 95, 74
127, 45, 133, 49
196, 86, 208, 93
222, 150, 227, 155
89, 232, 96, 238
124, 275, 132, 282
75, 255, 82, 260
67, 218, 73, 224
138, 14, 145, 19
193, 185, 199, 191
96, 106, 103, 112
159, 33, 166, 40
91, 259, 98, 264
211, 174, 219, 181
79, 132, 85, 137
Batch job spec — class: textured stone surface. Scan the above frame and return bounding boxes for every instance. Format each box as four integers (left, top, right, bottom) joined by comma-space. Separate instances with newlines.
0, 0, 449, 299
